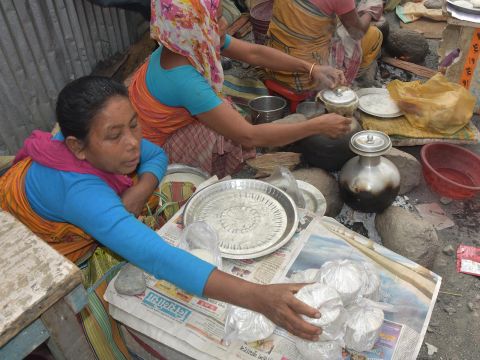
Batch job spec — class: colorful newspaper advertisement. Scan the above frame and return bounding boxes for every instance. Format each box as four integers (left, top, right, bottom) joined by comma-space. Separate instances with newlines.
105, 208, 441, 360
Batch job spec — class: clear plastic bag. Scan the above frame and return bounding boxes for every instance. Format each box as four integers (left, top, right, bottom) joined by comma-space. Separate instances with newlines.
316, 260, 364, 305
344, 299, 385, 353
294, 283, 347, 342
358, 261, 381, 301
263, 166, 306, 209
296, 339, 343, 360
178, 222, 222, 268
289, 268, 321, 283
223, 305, 276, 344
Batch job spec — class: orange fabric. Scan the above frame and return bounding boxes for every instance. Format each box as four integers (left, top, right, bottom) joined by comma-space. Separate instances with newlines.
0, 159, 96, 263
129, 61, 196, 146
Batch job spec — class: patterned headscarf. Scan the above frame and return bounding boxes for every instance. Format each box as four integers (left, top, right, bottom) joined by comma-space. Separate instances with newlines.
150, 0, 224, 93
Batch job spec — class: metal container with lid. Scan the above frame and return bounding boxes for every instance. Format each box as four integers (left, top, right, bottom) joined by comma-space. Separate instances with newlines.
339, 130, 400, 213
317, 86, 359, 117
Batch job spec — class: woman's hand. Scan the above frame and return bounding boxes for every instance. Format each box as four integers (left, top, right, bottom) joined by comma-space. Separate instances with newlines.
252, 283, 322, 341
308, 113, 352, 138
311, 65, 346, 90
121, 173, 159, 217
203, 270, 321, 340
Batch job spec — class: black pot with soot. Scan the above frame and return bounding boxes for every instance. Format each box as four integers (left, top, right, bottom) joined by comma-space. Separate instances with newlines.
293, 98, 362, 172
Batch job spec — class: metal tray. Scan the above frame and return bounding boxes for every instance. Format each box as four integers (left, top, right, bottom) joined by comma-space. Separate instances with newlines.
357, 88, 402, 118
297, 180, 327, 216
160, 164, 210, 189
447, 0, 480, 15
183, 179, 298, 259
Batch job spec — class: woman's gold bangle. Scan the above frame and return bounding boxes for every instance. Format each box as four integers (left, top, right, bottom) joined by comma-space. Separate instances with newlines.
308, 63, 317, 79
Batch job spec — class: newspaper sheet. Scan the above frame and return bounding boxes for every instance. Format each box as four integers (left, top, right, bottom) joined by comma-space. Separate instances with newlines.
105, 201, 441, 360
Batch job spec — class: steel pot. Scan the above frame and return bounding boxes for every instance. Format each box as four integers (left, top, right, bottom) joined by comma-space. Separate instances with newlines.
317, 86, 359, 117
248, 96, 287, 124
339, 131, 400, 213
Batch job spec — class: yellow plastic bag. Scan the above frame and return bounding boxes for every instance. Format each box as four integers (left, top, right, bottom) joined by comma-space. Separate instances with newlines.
387, 73, 476, 135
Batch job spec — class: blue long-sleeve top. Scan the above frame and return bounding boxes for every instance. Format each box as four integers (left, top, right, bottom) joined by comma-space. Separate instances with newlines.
24, 138, 215, 297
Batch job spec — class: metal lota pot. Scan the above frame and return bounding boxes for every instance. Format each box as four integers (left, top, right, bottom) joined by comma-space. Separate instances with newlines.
248, 95, 287, 124
339, 131, 400, 213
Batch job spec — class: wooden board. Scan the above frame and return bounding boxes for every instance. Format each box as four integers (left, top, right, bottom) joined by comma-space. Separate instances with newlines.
400, 18, 447, 39
0, 319, 49, 359
0, 211, 82, 347
441, 25, 480, 113
42, 298, 95, 360
381, 56, 438, 78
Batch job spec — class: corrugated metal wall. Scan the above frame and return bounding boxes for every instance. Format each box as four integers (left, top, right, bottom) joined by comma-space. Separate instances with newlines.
0, 0, 146, 155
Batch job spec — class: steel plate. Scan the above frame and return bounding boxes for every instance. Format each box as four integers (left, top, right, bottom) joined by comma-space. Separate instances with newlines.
183, 179, 298, 259
297, 180, 327, 216
160, 164, 210, 189
357, 88, 402, 118
447, 1, 480, 15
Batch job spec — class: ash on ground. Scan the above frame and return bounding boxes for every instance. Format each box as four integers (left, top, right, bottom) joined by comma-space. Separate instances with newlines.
335, 195, 416, 244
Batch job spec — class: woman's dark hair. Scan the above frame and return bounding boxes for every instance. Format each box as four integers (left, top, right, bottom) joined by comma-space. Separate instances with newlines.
56, 76, 128, 141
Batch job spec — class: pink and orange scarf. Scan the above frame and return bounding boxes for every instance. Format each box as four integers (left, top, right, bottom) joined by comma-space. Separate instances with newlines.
150, 0, 224, 93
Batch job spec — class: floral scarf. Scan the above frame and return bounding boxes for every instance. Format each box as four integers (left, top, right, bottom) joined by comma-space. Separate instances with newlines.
150, 0, 224, 93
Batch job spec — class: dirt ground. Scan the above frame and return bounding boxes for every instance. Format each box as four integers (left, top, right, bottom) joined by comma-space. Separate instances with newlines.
401, 141, 480, 360
94, 11, 480, 360
382, 13, 480, 360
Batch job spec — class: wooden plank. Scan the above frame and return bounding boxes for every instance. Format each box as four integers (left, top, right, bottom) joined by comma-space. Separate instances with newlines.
0, 212, 82, 347
381, 56, 438, 78
63, 285, 88, 315
0, 319, 50, 360
41, 298, 96, 360
399, 19, 447, 39
227, 14, 250, 36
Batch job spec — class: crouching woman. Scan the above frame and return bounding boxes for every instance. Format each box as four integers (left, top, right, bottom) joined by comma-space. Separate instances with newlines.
0, 76, 321, 358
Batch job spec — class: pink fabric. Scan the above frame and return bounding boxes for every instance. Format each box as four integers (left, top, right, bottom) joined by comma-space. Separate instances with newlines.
14, 130, 133, 195
357, 0, 383, 21
162, 122, 255, 178
310, 0, 355, 16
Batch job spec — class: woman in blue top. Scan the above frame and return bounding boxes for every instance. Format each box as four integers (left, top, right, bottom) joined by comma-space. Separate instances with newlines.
0, 76, 322, 344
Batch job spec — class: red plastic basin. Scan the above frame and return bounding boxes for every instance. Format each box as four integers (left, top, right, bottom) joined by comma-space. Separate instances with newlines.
420, 143, 480, 199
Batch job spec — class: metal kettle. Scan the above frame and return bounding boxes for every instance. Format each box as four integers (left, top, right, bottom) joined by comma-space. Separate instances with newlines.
339, 130, 400, 213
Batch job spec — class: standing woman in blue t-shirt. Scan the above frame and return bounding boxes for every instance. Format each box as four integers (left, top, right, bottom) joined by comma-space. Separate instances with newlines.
0, 76, 323, 357
129, 0, 353, 177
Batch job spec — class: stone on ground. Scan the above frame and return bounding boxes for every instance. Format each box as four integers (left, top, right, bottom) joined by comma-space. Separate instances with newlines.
424, 0, 443, 9
384, 147, 421, 195
292, 167, 344, 217
375, 206, 439, 269
386, 29, 429, 64
442, 244, 455, 256
114, 263, 146, 296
